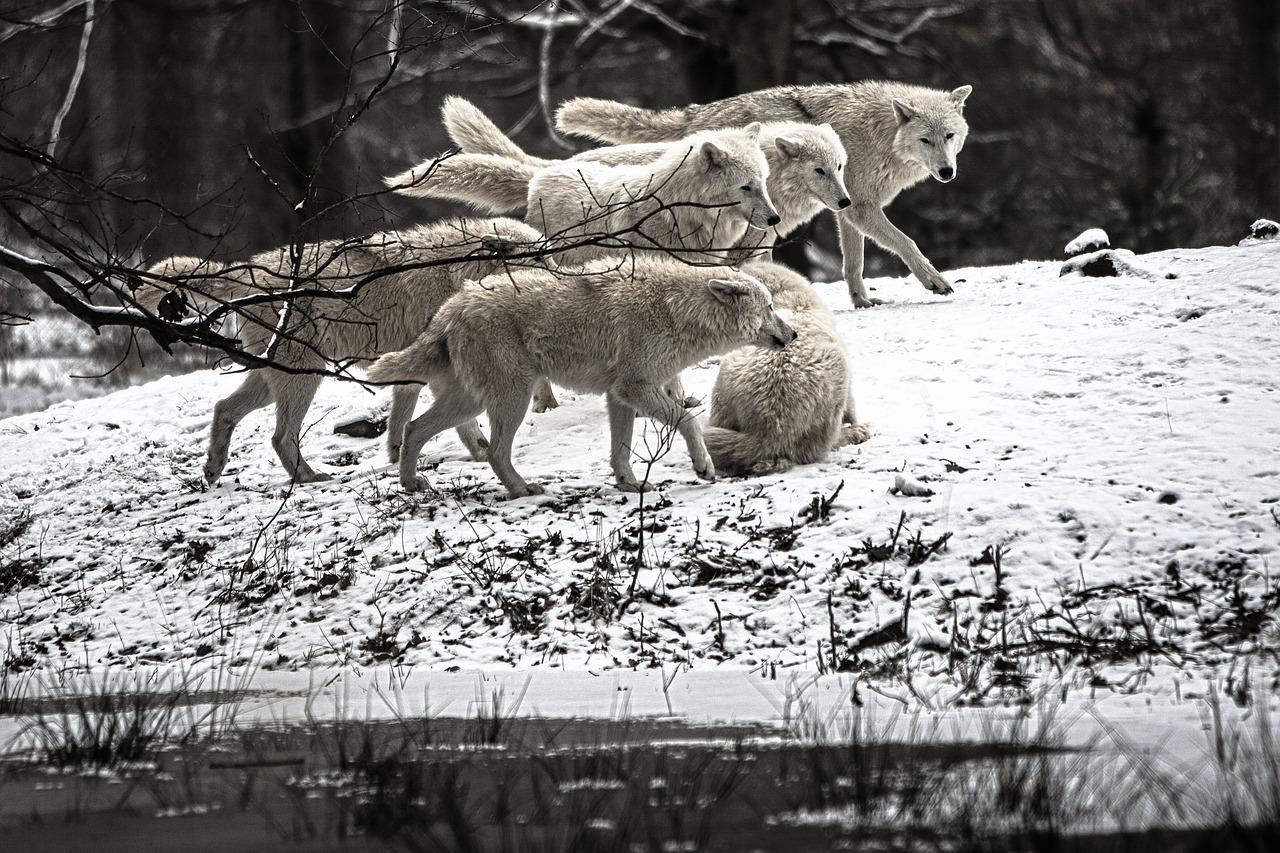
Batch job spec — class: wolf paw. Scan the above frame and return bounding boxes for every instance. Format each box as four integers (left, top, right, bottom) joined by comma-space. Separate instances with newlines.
694, 462, 717, 483
851, 294, 885, 309
401, 474, 431, 493
919, 266, 953, 295
680, 395, 702, 409
464, 437, 490, 462
507, 483, 546, 498
749, 458, 793, 476
532, 396, 559, 414
293, 469, 334, 484
616, 478, 654, 493
841, 424, 873, 445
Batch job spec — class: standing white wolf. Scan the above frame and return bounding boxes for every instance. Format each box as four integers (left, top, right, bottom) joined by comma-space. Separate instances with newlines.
703, 261, 870, 477
387, 123, 779, 267
556, 81, 973, 308
135, 218, 545, 484
366, 260, 797, 497
437, 96, 851, 244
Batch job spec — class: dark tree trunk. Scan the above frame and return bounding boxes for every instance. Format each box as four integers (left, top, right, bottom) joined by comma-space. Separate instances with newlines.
1233, 0, 1280, 218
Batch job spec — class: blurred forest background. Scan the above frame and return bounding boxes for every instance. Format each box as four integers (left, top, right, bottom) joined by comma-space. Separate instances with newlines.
0, 0, 1275, 415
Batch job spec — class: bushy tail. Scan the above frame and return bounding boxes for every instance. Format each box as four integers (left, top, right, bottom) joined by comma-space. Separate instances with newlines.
385, 153, 536, 213
366, 332, 450, 385
701, 425, 790, 478
133, 256, 235, 319
555, 97, 692, 143
442, 96, 555, 168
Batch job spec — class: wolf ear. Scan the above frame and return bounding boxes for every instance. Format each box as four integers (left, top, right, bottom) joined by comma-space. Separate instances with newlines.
707, 278, 750, 303
743, 121, 763, 138
774, 135, 803, 159
701, 140, 727, 168
891, 98, 917, 124
949, 85, 973, 110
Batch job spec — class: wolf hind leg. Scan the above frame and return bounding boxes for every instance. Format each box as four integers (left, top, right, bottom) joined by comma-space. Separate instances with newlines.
205, 371, 272, 485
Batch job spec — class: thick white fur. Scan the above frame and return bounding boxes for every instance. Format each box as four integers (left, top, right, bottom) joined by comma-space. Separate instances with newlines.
440, 96, 849, 242
135, 218, 545, 484
703, 260, 870, 477
366, 259, 797, 497
388, 118, 779, 267
556, 81, 973, 307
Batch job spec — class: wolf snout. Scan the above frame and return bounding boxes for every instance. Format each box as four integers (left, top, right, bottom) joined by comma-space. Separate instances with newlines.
838, 197, 852, 209
773, 326, 798, 347
766, 213, 781, 227
937, 166, 955, 181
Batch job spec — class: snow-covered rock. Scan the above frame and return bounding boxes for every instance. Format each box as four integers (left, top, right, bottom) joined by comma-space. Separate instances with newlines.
1240, 218, 1279, 244
1059, 247, 1174, 280
1064, 227, 1110, 257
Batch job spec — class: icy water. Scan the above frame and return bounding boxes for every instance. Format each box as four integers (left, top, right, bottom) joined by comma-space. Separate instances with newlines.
2, 671, 1278, 852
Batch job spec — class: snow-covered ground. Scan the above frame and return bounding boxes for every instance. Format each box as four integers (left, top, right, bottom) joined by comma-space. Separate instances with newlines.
1, 240, 1278, 707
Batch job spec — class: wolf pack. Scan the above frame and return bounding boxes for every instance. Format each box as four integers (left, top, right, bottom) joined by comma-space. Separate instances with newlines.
139, 80, 973, 498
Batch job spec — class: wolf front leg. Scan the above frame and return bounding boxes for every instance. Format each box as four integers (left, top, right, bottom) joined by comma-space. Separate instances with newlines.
836, 215, 877, 309
612, 381, 715, 483
606, 393, 648, 492
846, 203, 952, 299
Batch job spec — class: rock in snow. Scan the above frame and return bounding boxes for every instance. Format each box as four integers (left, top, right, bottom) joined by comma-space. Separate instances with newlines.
1241, 218, 1279, 244
1064, 228, 1110, 257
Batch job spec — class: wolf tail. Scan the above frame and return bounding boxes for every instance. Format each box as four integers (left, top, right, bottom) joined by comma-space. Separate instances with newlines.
385, 153, 536, 214
701, 425, 791, 478
555, 98, 692, 144
133, 256, 238, 320
366, 331, 450, 386
442, 96, 555, 168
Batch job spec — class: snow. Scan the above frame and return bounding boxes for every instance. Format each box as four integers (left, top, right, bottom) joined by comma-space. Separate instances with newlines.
1, 240, 1279, 709
1064, 227, 1109, 257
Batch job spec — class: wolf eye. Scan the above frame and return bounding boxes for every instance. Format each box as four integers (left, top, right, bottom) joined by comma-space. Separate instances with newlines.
945, 132, 956, 140
740, 185, 752, 192
814, 167, 826, 175
837, 163, 843, 170
920, 138, 932, 145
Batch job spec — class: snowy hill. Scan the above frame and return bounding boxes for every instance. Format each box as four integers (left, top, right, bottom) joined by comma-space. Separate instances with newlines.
2, 240, 1278, 700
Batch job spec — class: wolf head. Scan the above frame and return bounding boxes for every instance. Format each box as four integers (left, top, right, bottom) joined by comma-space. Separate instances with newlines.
705, 270, 797, 350
890, 85, 972, 183
773, 122, 850, 212
697, 124, 781, 231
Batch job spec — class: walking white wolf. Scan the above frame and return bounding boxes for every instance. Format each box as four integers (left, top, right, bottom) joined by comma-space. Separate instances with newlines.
366, 260, 797, 497
438, 96, 851, 243
387, 123, 779, 267
135, 218, 545, 484
556, 81, 973, 308
703, 261, 870, 476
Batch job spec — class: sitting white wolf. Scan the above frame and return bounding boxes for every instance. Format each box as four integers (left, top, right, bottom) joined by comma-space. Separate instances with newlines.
366, 260, 797, 497
704, 261, 871, 477
556, 81, 973, 308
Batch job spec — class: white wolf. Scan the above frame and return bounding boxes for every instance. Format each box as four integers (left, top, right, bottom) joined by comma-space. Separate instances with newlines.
703, 261, 870, 476
438, 96, 851, 244
556, 81, 973, 308
387, 124, 780, 267
365, 260, 796, 497
135, 218, 545, 484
